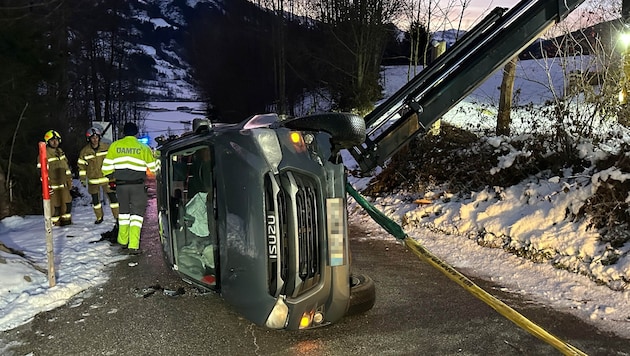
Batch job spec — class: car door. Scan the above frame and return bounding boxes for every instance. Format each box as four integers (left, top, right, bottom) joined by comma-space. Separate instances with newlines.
165, 144, 219, 289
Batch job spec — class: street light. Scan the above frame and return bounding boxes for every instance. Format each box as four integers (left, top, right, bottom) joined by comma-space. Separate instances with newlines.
621, 1, 630, 104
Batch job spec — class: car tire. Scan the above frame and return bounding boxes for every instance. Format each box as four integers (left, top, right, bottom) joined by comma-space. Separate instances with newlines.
282, 113, 366, 148
346, 273, 376, 316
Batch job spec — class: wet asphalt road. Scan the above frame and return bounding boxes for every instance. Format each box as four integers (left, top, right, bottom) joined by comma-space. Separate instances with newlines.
1, 180, 628, 356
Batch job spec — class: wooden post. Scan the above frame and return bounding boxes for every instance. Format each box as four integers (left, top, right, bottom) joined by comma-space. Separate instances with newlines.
38, 142, 56, 287
429, 41, 447, 136
497, 57, 517, 136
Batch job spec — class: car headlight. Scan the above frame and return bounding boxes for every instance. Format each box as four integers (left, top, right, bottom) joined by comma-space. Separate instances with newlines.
253, 129, 282, 173
265, 295, 289, 329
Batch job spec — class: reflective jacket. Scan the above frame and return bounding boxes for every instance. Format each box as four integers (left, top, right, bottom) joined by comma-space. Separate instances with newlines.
102, 136, 157, 182
37, 146, 72, 190
77, 142, 110, 185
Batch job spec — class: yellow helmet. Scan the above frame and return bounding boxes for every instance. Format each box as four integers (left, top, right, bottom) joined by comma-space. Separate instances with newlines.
44, 130, 62, 144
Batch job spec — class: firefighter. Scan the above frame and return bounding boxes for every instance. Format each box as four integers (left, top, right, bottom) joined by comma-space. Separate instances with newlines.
78, 126, 119, 225
102, 122, 157, 254
38, 130, 73, 226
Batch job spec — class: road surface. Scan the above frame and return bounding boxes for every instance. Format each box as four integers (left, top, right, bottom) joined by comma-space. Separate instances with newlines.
1, 180, 627, 355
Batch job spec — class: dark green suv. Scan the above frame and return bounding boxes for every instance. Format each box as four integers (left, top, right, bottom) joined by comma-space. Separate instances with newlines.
155, 113, 375, 330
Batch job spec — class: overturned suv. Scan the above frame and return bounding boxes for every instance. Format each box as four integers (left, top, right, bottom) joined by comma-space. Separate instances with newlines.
155, 113, 375, 330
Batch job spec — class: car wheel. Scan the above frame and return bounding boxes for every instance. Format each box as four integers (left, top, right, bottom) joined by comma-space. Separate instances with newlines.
282, 113, 366, 148
346, 273, 376, 316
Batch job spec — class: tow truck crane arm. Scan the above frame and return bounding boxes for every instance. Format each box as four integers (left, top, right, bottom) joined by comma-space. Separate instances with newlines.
349, 0, 587, 173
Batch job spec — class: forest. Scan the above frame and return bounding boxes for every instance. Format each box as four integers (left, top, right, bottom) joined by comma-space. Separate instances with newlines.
0, 0, 424, 217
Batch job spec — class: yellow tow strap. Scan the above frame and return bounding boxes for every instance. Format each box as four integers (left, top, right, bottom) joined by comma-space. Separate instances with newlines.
404, 237, 587, 356
346, 183, 587, 356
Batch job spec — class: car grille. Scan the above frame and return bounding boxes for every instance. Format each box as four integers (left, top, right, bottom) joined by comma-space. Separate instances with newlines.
265, 171, 321, 297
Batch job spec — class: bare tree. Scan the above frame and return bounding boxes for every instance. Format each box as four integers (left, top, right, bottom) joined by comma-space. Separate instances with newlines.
0, 0, 149, 216
400, 0, 477, 76
0, 162, 9, 219
307, 0, 405, 113
257, 0, 290, 115
403, 0, 439, 76
0, 0, 73, 217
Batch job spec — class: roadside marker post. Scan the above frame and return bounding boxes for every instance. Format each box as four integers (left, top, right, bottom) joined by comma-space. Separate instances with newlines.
39, 141, 56, 287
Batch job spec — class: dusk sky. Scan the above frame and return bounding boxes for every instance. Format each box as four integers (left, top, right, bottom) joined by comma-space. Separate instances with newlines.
460, 0, 521, 29
415, 0, 521, 31
431, 0, 607, 31
468, 0, 519, 13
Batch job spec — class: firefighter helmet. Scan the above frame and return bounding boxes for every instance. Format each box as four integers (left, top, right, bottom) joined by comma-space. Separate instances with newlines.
85, 126, 103, 140
44, 130, 62, 144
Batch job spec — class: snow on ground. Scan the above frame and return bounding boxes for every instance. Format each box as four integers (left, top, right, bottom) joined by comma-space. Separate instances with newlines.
0, 184, 126, 332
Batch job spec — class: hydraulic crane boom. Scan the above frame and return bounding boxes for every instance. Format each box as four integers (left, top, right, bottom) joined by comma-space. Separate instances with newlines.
349, 0, 587, 173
